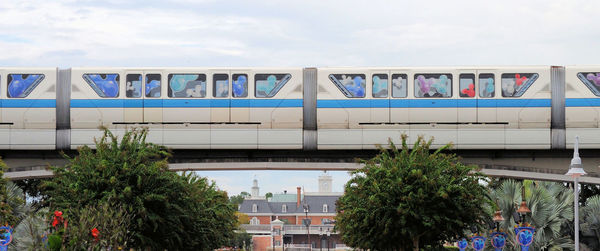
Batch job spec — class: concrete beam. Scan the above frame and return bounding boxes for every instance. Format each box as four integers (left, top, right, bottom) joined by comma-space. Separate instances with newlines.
5, 162, 600, 184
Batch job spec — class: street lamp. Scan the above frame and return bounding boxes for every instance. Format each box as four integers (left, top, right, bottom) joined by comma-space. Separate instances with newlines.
303, 205, 311, 249
565, 136, 586, 251
319, 227, 323, 251
326, 228, 331, 251
514, 185, 534, 251
490, 209, 507, 251
272, 229, 277, 251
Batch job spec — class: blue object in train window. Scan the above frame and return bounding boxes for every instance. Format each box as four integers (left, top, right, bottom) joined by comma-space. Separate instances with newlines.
328, 74, 366, 98
232, 74, 248, 98
145, 74, 161, 98
7, 74, 45, 98
168, 74, 206, 98
391, 74, 407, 98
255, 74, 291, 98
213, 74, 229, 97
479, 73, 495, 98
414, 74, 452, 98
577, 72, 600, 97
82, 74, 119, 98
372, 74, 388, 98
501, 73, 538, 97
126, 74, 142, 98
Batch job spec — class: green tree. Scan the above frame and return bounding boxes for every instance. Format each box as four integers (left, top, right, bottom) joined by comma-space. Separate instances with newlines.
336, 136, 490, 251
230, 191, 250, 205
488, 180, 574, 250
0, 159, 25, 226
265, 192, 273, 201
42, 128, 237, 250
581, 195, 600, 250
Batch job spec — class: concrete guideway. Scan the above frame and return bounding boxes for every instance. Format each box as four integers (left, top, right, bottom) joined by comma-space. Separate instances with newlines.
5, 162, 600, 185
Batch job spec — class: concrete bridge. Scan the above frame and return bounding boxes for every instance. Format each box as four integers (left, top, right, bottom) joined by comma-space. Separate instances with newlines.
3, 149, 600, 184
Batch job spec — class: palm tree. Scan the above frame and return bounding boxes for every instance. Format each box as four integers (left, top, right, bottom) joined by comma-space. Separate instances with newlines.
488, 180, 573, 251
580, 195, 600, 250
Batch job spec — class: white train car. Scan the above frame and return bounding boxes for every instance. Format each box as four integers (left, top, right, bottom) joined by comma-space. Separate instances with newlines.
316, 66, 552, 149
69, 67, 303, 149
0, 68, 57, 149
565, 66, 600, 148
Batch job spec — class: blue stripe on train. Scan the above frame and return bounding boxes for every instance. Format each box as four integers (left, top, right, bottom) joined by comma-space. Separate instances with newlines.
565, 98, 600, 107
317, 99, 552, 108
0, 99, 56, 108
70, 99, 303, 108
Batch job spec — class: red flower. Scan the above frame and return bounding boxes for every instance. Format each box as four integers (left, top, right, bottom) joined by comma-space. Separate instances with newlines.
91, 227, 100, 241
52, 211, 63, 227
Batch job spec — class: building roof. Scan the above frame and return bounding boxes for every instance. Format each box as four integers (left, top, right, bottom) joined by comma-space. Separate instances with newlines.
239, 199, 273, 214
270, 193, 302, 203
239, 195, 339, 215
295, 195, 338, 213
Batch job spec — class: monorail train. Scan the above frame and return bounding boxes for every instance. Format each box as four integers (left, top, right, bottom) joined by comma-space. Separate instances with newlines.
0, 66, 598, 150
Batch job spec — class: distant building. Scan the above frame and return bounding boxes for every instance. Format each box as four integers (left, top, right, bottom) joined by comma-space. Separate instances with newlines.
238, 172, 348, 251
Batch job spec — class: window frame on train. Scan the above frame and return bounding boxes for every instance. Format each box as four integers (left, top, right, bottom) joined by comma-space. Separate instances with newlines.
413, 73, 453, 98
7, 73, 46, 98
232, 73, 249, 98
576, 72, 600, 97
145, 73, 162, 98
500, 73, 539, 98
254, 73, 292, 98
82, 73, 120, 98
167, 73, 207, 98
328, 73, 366, 98
391, 73, 408, 98
372, 74, 389, 98
459, 73, 476, 98
478, 73, 495, 98
213, 73, 229, 98
126, 74, 143, 98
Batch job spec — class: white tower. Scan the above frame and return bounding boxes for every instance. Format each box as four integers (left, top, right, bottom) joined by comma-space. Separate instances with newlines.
251, 178, 260, 197
318, 171, 332, 193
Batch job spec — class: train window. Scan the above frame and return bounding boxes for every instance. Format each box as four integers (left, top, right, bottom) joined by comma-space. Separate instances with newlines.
145, 74, 161, 98
577, 72, 600, 97
479, 73, 495, 98
255, 74, 291, 98
126, 74, 142, 98
328, 74, 366, 98
391, 74, 407, 98
7, 74, 45, 98
168, 74, 206, 98
372, 74, 388, 98
459, 74, 475, 98
414, 74, 452, 98
501, 73, 538, 97
232, 74, 248, 98
82, 74, 119, 98
213, 74, 229, 97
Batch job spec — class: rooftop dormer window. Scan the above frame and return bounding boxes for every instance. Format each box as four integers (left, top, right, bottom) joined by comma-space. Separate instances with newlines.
252, 204, 257, 213
323, 204, 328, 213
282, 204, 287, 213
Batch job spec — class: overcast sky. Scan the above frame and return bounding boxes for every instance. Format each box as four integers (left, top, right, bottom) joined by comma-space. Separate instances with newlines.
2, 0, 599, 195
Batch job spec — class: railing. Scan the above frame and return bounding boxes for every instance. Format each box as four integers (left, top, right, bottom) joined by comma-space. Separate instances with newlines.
239, 224, 271, 232
283, 225, 337, 233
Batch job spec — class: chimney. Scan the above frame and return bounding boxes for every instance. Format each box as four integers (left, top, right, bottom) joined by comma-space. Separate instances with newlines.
296, 187, 301, 207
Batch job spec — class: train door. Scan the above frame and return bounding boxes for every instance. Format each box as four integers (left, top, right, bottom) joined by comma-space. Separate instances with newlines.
123, 71, 144, 123
143, 71, 164, 144
389, 72, 409, 123
370, 72, 390, 123
230, 71, 250, 123
476, 71, 497, 123
211, 72, 230, 123
458, 72, 477, 123
0, 71, 8, 149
